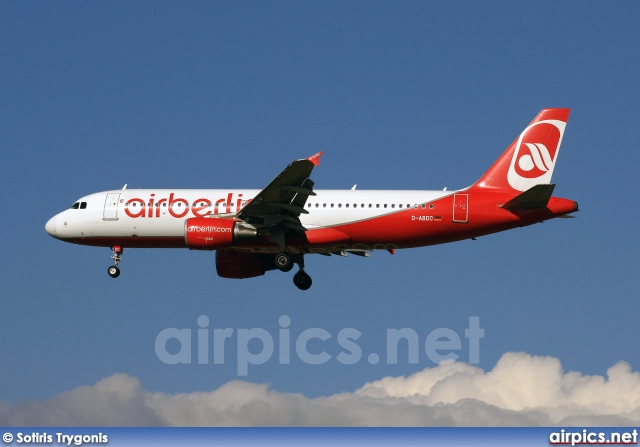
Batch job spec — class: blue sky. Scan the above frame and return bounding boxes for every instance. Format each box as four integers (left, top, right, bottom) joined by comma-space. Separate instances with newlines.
1, 2, 639, 424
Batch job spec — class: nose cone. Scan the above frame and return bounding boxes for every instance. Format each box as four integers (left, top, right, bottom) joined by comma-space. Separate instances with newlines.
45, 216, 57, 238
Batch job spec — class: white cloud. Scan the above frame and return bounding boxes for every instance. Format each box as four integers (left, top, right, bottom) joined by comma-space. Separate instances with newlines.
2, 352, 639, 426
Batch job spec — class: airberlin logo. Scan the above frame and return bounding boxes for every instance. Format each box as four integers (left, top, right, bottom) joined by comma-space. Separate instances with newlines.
518, 143, 554, 175
507, 120, 566, 191
124, 192, 250, 219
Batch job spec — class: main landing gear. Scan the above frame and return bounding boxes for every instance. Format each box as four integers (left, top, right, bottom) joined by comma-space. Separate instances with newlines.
274, 252, 312, 290
293, 269, 312, 291
274, 252, 293, 272
108, 246, 123, 278
270, 225, 312, 290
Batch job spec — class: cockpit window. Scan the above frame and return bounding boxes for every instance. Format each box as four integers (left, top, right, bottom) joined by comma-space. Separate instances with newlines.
69, 202, 80, 209
80, 202, 87, 209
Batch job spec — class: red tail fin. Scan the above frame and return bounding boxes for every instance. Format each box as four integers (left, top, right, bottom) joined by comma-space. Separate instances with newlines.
471, 108, 570, 192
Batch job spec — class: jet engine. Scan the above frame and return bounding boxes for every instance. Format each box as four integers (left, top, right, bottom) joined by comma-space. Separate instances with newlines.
184, 217, 258, 249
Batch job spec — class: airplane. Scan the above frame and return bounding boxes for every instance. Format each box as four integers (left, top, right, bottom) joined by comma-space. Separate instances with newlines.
45, 108, 578, 290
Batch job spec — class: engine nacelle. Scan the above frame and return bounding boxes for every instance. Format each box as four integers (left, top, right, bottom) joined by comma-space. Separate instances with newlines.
184, 217, 258, 250
216, 249, 267, 279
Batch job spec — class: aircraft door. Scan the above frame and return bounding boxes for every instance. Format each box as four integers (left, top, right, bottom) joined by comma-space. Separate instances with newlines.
453, 194, 468, 223
103, 193, 120, 220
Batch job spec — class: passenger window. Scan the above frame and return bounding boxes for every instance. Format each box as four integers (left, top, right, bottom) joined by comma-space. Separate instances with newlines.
339, 204, 342, 208
323, 204, 327, 208
422, 204, 426, 209
391, 204, 395, 208
384, 204, 387, 208
345, 204, 349, 208
331, 204, 334, 208
376, 204, 380, 208
429, 204, 434, 209
80, 202, 87, 209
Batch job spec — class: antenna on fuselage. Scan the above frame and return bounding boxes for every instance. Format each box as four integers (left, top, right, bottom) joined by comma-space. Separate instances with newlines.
351, 184, 357, 190
122, 184, 128, 190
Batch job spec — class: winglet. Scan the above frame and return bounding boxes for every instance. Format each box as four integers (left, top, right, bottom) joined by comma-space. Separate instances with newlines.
306, 151, 324, 167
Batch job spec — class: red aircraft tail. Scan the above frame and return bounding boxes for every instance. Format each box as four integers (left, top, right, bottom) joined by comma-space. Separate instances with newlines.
471, 108, 570, 193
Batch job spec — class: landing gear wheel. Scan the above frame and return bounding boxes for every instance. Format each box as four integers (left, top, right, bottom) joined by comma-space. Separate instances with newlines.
275, 252, 292, 272
293, 270, 312, 290
108, 246, 123, 278
279, 261, 294, 272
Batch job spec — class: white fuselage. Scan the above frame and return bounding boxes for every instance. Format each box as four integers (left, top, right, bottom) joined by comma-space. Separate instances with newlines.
47, 188, 455, 244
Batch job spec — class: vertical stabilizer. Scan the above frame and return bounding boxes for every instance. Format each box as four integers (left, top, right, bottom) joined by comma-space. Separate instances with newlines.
471, 108, 570, 192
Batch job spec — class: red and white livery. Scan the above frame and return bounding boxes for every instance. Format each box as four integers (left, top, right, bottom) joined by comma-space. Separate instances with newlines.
45, 109, 578, 290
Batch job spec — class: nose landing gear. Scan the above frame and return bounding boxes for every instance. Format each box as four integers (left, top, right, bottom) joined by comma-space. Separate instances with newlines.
108, 246, 123, 278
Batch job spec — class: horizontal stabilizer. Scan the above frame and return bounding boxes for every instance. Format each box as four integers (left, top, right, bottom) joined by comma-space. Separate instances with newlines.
501, 184, 556, 211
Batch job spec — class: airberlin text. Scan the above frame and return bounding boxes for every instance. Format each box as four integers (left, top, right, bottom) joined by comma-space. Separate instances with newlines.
124, 192, 250, 219
187, 226, 232, 233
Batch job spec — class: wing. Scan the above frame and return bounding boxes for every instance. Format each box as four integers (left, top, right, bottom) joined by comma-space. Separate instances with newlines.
237, 152, 323, 236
